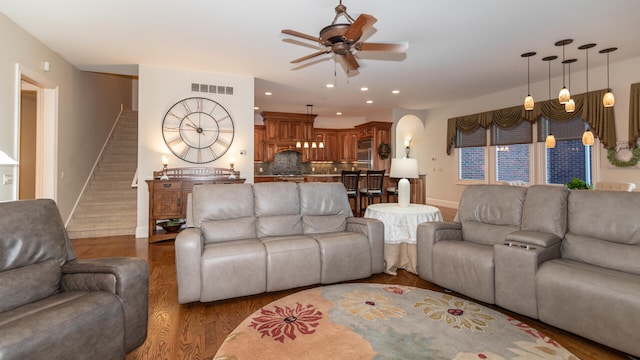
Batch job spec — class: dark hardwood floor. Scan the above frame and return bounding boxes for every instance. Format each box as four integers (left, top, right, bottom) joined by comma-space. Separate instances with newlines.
70, 205, 629, 360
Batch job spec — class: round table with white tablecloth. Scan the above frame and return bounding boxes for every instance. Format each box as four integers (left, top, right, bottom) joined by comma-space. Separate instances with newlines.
364, 203, 443, 275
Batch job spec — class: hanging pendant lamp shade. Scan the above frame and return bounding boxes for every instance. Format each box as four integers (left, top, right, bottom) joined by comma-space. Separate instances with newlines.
579, 43, 597, 146
555, 39, 573, 104
582, 130, 595, 146
563, 58, 577, 112
521, 52, 536, 111
600, 47, 617, 108
545, 134, 556, 148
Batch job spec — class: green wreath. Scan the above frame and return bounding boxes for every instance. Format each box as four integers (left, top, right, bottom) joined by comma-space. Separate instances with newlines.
377, 143, 391, 160
607, 145, 640, 168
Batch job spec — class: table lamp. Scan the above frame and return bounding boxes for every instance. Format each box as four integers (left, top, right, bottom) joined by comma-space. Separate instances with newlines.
389, 158, 418, 207
160, 156, 170, 180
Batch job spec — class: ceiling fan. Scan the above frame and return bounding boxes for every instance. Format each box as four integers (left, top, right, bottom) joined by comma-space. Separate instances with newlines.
281, 1, 407, 71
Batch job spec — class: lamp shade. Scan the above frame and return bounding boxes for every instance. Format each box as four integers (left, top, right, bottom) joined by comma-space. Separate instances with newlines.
524, 95, 534, 111
582, 130, 594, 146
545, 134, 556, 149
0, 151, 18, 165
389, 158, 419, 179
565, 98, 575, 112
603, 90, 615, 107
558, 87, 571, 104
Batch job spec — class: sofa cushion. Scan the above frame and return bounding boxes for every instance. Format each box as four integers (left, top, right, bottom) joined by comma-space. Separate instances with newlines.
260, 235, 321, 291
457, 185, 526, 245
310, 231, 372, 284
521, 185, 568, 238
563, 233, 640, 275
254, 182, 303, 237
0, 199, 75, 272
299, 183, 351, 234
193, 184, 257, 243
192, 184, 255, 225
0, 291, 125, 360
0, 259, 61, 313
567, 190, 640, 245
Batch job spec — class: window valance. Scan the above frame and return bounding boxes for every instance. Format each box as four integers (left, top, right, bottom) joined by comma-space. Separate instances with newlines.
446, 88, 616, 154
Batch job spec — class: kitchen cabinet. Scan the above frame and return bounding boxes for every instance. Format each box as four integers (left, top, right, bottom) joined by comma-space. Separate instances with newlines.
261, 111, 315, 142
254, 125, 265, 162
146, 168, 245, 243
312, 129, 338, 161
354, 122, 392, 172
338, 129, 357, 162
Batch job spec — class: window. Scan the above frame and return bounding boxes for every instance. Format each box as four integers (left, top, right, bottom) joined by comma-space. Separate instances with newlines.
457, 126, 486, 181
542, 117, 592, 185
492, 120, 531, 183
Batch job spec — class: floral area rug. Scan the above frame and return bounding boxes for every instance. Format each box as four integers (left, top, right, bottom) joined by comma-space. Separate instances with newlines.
214, 283, 579, 360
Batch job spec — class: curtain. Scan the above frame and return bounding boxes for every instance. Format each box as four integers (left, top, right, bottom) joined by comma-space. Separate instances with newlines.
629, 83, 640, 147
446, 88, 616, 154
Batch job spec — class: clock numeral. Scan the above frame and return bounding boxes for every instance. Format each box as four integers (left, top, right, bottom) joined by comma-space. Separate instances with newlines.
167, 111, 184, 121
163, 125, 180, 132
207, 145, 219, 160
179, 145, 191, 160
180, 100, 192, 114
195, 98, 203, 113
166, 136, 183, 148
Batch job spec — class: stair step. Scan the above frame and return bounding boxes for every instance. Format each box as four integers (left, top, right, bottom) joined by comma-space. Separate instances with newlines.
68, 111, 140, 239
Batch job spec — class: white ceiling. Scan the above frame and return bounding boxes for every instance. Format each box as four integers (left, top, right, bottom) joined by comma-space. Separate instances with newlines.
2, 0, 640, 121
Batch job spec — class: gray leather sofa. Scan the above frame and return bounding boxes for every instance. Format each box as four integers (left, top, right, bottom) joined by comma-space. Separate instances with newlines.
417, 184, 640, 357
175, 182, 384, 303
0, 199, 149, 360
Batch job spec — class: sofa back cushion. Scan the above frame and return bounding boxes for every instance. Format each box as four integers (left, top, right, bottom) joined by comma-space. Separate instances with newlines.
0, 259, 61, 312
192, 184, 256, 243
0, 199, 75, 272
521, 185, 568, 238
563, 190, 640, 274
457, 185, 526, 245
254, 182, 302, 237
298, 183, 351, 234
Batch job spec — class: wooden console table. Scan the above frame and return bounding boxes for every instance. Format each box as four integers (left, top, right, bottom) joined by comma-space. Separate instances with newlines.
146, 167, 245, 243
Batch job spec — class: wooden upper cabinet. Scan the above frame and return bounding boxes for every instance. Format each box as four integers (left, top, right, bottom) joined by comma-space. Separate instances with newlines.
354, 122, 392, 171
261, 111, 316, 142
338, 129, 357, 162
254, 125, 265, 162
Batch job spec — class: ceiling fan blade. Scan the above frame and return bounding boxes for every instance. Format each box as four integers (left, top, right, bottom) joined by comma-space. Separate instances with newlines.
282, 29, 321, 43
355, 42, 408, 52
291, 49, 331, 63
343, 53, 360, 70
343, 14, 377, 42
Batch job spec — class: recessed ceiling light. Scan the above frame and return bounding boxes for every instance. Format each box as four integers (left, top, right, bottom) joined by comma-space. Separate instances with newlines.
326, 83, 334, 88
366, 100, 373, 104
336, 112, 342, 115
265, 92, 272, 96
392, 90, 400, 94
361, 87, 368, 91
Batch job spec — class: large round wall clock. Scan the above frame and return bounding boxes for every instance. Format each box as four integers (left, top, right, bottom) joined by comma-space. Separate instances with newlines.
161, 97, 235, 164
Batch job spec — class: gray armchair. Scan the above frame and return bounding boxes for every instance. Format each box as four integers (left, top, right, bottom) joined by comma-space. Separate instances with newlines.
0, 199, 149, 360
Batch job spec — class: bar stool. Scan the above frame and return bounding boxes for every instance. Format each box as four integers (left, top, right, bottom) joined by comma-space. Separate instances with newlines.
341, 170, 361, 215
359, 170, 385, 215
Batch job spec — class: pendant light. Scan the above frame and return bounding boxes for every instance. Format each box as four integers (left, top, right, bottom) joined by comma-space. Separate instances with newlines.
563, 58, 577, 112
542, 55, 558, 148
522, 52, 536, 110
579, 43, 596, 146
555, 39, 573, 104
600, 47, 617, 108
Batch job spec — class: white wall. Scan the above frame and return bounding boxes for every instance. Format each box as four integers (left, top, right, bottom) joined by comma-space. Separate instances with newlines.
0, 14, 132, 220
417, 56, 640, 208
136, 65, 254, 238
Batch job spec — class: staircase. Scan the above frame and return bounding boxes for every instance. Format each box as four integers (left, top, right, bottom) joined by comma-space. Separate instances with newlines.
66, 110, 138, 239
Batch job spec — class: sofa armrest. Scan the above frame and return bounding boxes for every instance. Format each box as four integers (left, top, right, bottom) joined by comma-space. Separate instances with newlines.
61, 257, 149, 352
175, 228, 205, 304
504, 230, 562, 249
346, 217, 384, 274
416, 222, 462, 281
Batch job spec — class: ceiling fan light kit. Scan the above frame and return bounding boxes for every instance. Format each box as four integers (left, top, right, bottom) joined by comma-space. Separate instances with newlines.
281, 0, 407, 72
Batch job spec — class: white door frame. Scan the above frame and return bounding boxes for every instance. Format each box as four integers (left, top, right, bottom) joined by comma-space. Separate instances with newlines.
15, 63, 58, 200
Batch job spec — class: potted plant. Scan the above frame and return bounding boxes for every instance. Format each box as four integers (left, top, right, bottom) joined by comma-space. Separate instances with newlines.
158, 218, 185, 233
565, 177, 592, 190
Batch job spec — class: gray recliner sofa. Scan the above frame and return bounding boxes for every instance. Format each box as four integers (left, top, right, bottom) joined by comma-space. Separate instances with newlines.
417, 184, 640, 357
0, 199, 149, 360
175, 182, 384, 303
